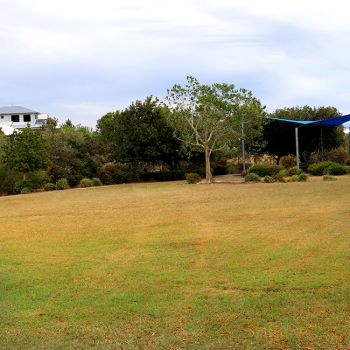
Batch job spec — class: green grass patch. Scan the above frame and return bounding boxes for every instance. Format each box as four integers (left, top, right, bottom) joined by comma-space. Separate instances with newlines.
0, 177, 350, 349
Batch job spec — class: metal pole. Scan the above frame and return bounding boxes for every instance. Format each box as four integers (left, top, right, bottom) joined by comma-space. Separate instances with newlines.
241, 118, 246, 172
295, 127, 300, 168
320, 126, 324, 160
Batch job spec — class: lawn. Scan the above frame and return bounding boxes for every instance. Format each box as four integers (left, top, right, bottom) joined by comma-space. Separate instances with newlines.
0, 177, 349, 349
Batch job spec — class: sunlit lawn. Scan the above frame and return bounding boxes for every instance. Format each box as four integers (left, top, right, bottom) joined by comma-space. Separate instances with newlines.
1, 177, 349, 349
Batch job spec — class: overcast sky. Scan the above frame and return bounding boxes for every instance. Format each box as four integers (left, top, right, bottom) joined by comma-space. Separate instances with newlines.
1, 0, 350, 127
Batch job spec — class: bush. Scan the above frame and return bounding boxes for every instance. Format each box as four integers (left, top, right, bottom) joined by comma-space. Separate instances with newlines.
185, 173, 201, 184
272, 170, 287, 183
328, 147, 348, 164
44, 183, 57, 191
291, 175, 299, 182
308, 161, 346, 176
248, 164, 284, 177
141, 168, 206, 182
79, 178, 93, 188
245, 172, 261, 182
323, 163, 347, 176
288, 167, 303, 176
99, 163, 141, 185
26, 170, 49, 189
323, 174, 336, 181
21, 186, 32, 194
56, 178, 70, 190
92, 177, 102, 186
15, 180, 30, 194
0, 168, 19, 195
346, 166, 350, 174
297, 173, 308, 182
264, 175, 273, 183
279, 154, 297, 169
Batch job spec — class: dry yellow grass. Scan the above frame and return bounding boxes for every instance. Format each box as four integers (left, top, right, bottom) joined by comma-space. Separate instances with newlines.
1, 177, 349, 349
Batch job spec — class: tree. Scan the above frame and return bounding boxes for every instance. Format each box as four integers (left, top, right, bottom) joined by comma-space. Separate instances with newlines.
263, 106, 345, 162
1, 128, 48, 179
166, 76, 265, 182
97, 96, 182, 168
42, 121, 105, 186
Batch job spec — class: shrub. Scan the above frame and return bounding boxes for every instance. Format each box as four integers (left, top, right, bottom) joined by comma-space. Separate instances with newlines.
323, 163, 347, 176
288, 167, 303, 176
308, 161, 346, 176
279, 154, 297, 169
328, 147, 348, 164
264, 175, 273, 183
99, 163, 141, 185
141, 168, 206, 182
79, 178, 93, 188
291, 175, 299, 182
297, 173, 308, 182
92, 177, 102, 186
26, 170, 49, 189
15, 180, 30, 194
185, 173, 201, 184
323, 174, 336, 181
21, 186, 32, 194
44, 183, 57, 191
272, 171, 287, 183
56, 178, 70, 190
346, 166, 350, 174
248, 164, 284, 177
245, 172, 261, 182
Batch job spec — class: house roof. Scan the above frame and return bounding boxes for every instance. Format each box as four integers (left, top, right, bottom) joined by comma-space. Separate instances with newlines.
0, 106, 39, 115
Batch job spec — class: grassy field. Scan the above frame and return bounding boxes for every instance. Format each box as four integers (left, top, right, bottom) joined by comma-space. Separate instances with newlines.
0, 177, 349, 349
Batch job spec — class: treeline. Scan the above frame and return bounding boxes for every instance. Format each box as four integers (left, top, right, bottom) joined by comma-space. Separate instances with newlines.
0, 95, 348, 195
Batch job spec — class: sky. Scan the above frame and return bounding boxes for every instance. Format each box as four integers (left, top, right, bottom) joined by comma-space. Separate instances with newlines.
1, 0, 350, 128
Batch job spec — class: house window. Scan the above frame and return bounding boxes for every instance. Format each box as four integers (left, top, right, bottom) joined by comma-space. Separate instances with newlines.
11, 115, 20, 122
0, 116, 4, 119
23, 114, 31, 122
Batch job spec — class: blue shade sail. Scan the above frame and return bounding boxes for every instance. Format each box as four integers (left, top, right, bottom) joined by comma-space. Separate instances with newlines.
267, 114, 350, 126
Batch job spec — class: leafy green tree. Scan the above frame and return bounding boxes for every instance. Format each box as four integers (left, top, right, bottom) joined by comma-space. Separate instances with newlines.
43, 121, 105, 186
97, 97, 181, 168
1, 128, 48, 179
263, 106, 345, 162
166, 76, 265, 182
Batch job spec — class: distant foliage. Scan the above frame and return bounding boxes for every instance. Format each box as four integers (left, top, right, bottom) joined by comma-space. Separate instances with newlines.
44, 183, 57, 191
56, 178, 70, 190
291, 175, 299, 182
272, 170, 287, 183
279, 154, 297, 169
92, 177, 102, 186
26, 170, 50, 189
327, 147, 349, 165
21, 187, 32, 194
248, 164, 284, 177
244, 172, 261, 182
99, 163, 140, 185
297, 173, 308, 182
264, 175, 274, 183
288, 167, 303, 176
79, 178, 94, 188
185, 173, 201, 184
308, 161, 346, 175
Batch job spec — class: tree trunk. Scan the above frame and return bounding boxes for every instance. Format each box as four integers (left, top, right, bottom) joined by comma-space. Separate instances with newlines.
204, 145, 213, 183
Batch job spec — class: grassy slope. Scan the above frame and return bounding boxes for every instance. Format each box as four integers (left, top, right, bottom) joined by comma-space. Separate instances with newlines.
0, 177, 349, 349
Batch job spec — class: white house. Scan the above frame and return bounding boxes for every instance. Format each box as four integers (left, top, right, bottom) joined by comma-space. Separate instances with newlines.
0, 106, 48, 135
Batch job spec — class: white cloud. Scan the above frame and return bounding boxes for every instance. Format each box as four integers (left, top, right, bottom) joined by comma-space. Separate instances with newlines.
1, 0, 350, 124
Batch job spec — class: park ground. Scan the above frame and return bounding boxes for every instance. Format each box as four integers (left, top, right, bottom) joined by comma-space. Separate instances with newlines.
0, 176, 349, 349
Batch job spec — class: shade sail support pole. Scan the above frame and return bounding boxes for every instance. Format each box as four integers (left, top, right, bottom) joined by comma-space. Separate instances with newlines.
241, 118, 246, 173
295, 127, 300, 168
